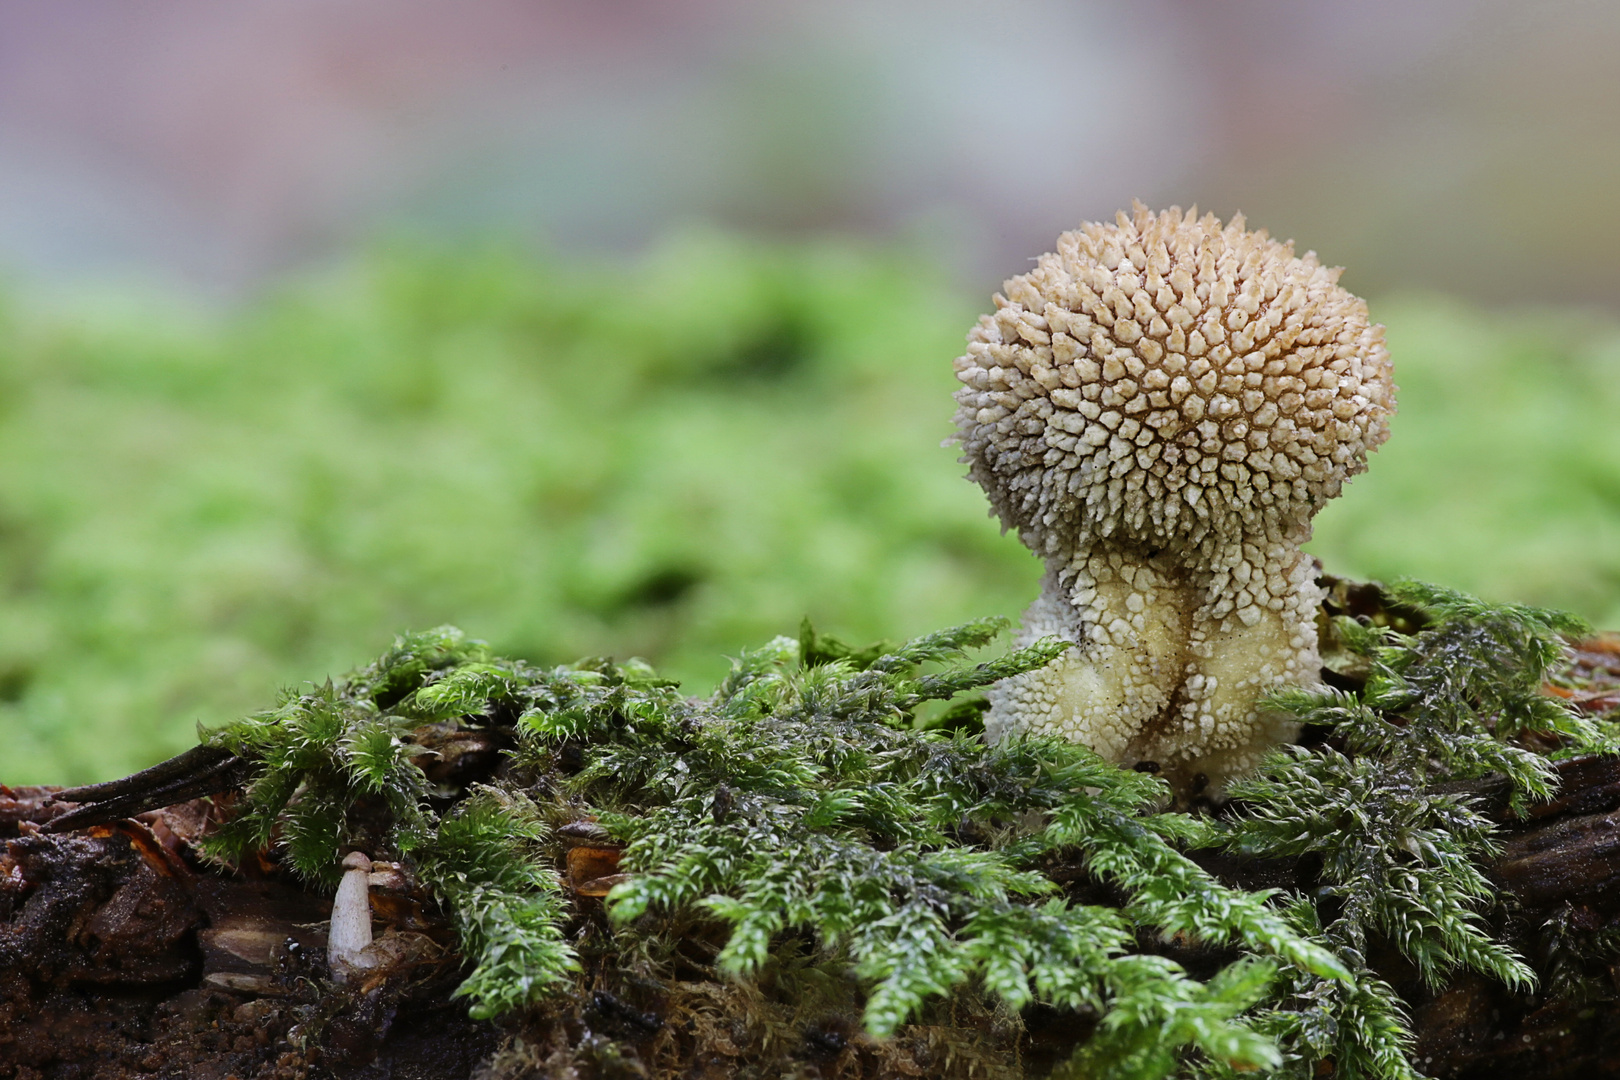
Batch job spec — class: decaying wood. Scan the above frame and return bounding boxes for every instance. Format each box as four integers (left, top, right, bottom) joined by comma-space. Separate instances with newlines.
0, 796, 495, 1080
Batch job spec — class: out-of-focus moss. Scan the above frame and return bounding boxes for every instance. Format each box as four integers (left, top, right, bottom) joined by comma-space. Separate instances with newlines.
0, 233, 1033, 782
0, 239, 1615, 782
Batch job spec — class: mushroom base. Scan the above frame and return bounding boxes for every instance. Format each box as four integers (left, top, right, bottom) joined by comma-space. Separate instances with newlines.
984, 544, 1321, 796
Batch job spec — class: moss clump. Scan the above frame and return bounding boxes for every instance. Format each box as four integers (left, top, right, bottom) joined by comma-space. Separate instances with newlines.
192, 580, 1614, 1078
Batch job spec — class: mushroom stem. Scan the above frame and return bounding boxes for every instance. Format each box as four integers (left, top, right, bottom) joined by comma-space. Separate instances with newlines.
989, 541, 1318, 792
328, 851, 374, 982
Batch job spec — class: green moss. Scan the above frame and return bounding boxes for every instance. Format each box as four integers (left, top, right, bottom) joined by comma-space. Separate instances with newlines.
189, 581, 1610, 1078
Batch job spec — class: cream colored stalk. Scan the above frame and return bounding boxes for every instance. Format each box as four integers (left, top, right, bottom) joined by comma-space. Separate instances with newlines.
328, 851, 375, 981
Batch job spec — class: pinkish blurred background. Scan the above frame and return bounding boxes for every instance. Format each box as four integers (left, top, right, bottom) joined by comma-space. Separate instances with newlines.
2, 0, 1615, 303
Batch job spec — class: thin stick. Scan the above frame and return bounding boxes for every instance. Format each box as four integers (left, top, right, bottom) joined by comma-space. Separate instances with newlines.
45, 748, 251, 832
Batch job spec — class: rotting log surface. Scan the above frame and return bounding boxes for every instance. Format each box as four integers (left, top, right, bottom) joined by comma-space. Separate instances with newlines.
2, 634, 1620, 1079
0, 794, 498, 1080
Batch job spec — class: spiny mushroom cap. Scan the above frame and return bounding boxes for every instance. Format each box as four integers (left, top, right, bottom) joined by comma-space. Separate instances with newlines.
953, 204, 1395, 560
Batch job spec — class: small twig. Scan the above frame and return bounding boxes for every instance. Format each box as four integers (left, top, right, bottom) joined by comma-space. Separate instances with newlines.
44, 746, 251, 833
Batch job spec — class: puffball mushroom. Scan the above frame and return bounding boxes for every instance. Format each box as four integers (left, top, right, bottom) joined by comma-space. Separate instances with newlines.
953, 203, 1395, 792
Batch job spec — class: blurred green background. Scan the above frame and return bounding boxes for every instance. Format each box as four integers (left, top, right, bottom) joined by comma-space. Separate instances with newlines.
3, 230, 1619, 783
4, 0, 1620, 787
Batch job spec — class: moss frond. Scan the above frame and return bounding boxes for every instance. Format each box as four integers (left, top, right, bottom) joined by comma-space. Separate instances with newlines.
413, 788, 578, 1019
1211, 581, 1610, 1071
189, 581, 1609, 1077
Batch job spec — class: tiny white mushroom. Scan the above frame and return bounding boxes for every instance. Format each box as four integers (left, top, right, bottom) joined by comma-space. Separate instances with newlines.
328, 850, 375, 982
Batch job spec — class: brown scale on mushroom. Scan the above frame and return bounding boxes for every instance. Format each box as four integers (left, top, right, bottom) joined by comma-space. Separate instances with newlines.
952, 203, 1396, 793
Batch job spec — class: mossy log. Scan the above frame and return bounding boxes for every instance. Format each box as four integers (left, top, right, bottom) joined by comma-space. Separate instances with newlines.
9, 759, 1620, 1079
2, 593, 1619, 1080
